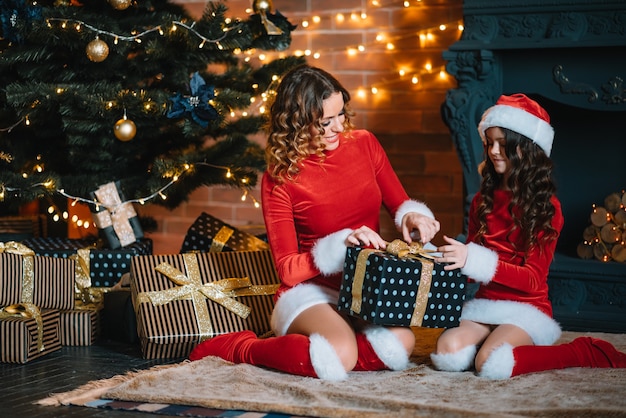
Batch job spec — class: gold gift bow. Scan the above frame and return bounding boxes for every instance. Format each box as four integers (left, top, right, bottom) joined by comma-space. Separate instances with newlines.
135, 253, 279, 341
69, 247, 109, 306
92, 182, 138, 247
0, 303, 45, 352
350, 239, 435, 327
210, 226, 234, 252
0, 241, 35, 305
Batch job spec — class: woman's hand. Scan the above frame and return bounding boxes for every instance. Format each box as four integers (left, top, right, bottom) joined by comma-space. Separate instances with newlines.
435, 235, 468, 271
401, 212, 440, 244
345, 226, 387, 249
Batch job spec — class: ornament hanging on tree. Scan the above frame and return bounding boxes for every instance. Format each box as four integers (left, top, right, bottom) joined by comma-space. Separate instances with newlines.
108, 0, 132, 10
252, 0, 283, 35
86, 37, 109, 62
167, 72, 218, 128
114, 112, 136, 141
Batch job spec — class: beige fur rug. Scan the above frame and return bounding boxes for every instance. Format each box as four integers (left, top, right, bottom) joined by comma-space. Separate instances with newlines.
38, 330, 626, 418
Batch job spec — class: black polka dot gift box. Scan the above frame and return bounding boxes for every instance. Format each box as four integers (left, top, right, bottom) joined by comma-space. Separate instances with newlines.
338, 243, 467, 328
180, 212, 269, 253
22, 237, 152, 288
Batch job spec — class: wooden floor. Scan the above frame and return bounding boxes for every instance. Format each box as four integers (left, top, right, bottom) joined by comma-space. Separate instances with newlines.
0, 339, 184, 417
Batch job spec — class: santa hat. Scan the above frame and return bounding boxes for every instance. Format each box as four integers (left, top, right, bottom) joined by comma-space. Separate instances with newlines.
478, 93, 554, 156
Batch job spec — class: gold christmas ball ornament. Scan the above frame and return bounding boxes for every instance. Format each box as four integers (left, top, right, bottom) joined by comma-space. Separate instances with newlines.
86, 38, 109, 62
114, 117, 136, 141
108, 0, 132, 10
252, 0, 273, 14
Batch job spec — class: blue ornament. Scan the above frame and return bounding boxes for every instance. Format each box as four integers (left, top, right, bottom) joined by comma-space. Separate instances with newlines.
167, 72, 218, 128
0, 0, 42, 43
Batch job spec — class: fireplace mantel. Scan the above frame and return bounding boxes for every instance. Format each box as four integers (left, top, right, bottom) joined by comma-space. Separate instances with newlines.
442, 0, 626, 332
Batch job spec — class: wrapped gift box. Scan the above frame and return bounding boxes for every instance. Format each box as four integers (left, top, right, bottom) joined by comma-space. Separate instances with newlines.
0, 243, 75, 310
180, 212, 269, 253
130, 250, 279, 359
59, 303, 101, 346
22, 237, 153, 288
0, 215, 47, 241
0, 307, 61, 364
89, 181, 144, 249
338, 244, 467, 328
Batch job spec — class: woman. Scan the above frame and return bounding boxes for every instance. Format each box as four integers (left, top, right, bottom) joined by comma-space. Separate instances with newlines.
189, 64, 440, 380
432, 93, 626, 379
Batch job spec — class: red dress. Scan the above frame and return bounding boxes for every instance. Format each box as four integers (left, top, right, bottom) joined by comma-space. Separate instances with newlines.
261, 130, 428, 300
460, 189, 565, 345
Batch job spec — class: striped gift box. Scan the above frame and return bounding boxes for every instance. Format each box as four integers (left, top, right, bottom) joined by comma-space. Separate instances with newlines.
0, 251, 75, 310
130, 250, 279, 359
0, 308, 61, 364
59, 305, 101, 346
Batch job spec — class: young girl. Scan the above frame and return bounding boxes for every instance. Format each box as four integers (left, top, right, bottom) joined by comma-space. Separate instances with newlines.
189, 65, 441, 380
432, 93, 626, 379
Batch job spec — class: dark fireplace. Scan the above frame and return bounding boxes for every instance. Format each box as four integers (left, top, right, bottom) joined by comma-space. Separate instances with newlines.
442, 0, 626, 332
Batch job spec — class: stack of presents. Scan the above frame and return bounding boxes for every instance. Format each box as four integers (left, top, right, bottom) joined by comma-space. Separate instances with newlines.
1, 182, 468, 363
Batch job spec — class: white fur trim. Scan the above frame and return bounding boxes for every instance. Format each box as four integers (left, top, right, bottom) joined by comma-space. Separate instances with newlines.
312, 228, 352, 276
430, 344, 476, 372
461, 243, 498, 284
309, 333, 348, 381
270, 284, 339, 337
363, 327, 410, 371
478, 104, 554, 156
394, 199, 434, 230
479, 343, 515, 380
460, 299, 561, 345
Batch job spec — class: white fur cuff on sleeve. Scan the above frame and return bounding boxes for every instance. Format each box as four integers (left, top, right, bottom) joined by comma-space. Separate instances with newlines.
461, 242, 498, 284
394, 199, 434, 229
312, 228, 352, 276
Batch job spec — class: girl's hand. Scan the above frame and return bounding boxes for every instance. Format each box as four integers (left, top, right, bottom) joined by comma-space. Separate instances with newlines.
435, 235, 468, 271
345, 226, 387, 250
401, 212, 440, 244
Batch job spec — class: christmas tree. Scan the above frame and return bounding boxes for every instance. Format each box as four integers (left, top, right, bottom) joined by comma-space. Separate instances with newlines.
0, 0, 303, 221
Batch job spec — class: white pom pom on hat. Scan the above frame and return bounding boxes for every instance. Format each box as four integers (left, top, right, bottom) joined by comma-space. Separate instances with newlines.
478, 93, 554, 156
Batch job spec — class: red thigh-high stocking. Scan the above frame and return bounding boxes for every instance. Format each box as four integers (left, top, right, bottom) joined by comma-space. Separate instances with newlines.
480, 337, 626, 379
189, 330, 347, 381
352, 327, 410, 372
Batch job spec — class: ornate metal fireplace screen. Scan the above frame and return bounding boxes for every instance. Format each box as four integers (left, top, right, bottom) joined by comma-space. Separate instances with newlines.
441, 0, 626, 332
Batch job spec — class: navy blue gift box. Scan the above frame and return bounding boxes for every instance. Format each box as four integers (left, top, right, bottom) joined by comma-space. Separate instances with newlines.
338, 246, 467, 328
22, 237, 152, 287
180, 212, 269, 253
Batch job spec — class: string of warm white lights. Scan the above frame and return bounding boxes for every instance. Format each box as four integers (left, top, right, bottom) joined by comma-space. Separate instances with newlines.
46, 17, 239, 48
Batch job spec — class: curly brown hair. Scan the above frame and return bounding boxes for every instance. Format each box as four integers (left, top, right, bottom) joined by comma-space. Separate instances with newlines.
265, 65, 355, 183
475, 128, 559, 253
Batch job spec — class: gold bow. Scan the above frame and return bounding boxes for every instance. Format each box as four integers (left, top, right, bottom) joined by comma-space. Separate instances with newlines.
92, 182, 138, 247
350, 239, 434, 327
0, 303, 45, 352
0, 241, 35, 304
135, 253, 279, 341
69, 247, 108, 305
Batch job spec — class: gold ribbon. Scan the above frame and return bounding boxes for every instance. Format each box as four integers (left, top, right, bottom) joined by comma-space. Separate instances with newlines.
92, 182, 138, 247
0, 303, 45, 352
349, 239, 435, 327
0, 241, 35, 304
210, 226, 234, 252
69, 246, 108, 305
135, 253, 279, 341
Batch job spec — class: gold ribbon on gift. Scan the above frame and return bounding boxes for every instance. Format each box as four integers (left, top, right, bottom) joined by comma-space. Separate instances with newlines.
210, 226, 234, 252
350, 239, 435, 327
69, 247, 108, 306
135, 253, 279, 340
0, 303, 45, 352
92, 182, 138, 247
0, 241, 35, 305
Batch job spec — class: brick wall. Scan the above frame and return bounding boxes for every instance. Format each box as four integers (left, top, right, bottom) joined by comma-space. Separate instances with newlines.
143, 0, 465, 254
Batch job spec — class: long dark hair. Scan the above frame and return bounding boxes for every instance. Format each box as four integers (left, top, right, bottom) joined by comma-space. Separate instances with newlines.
475, 128, 559, 253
